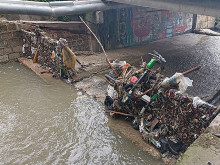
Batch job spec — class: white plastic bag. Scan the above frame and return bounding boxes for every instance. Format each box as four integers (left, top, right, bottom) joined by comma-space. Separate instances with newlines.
107, 85, 118, 99
111, 59, 126, 68
193, 96, 216, 108
161, 73, 193, 94
175, 73, 193, 94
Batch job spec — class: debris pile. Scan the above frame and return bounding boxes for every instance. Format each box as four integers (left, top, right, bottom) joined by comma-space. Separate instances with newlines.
104, 51, 219, 156
20, 17, 115, 83
22, 28, 79, 82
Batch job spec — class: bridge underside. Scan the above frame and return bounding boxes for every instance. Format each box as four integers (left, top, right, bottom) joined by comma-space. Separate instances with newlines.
106, 0, 220, 17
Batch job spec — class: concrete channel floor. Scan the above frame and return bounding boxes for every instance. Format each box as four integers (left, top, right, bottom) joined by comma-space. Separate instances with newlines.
19, 33, 220, 164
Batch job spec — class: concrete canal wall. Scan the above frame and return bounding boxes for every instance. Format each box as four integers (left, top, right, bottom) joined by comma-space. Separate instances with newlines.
0, 22, 22, 63
20, 21, 92, 52
96, 8, 193, 49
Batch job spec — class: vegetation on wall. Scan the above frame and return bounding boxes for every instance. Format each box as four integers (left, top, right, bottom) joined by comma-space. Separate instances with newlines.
57, 16, 71, 22
215, 17, 220, 23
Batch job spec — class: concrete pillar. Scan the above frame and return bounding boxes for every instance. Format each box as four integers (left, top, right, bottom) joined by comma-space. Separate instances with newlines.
192, 14, 197, 31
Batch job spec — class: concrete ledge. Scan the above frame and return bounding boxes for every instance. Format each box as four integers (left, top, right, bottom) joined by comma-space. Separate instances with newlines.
19, 20, 88, 33
18, 57, 53, 82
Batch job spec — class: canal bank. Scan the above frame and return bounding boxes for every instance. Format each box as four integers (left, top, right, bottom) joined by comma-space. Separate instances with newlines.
16, 33, 220, 164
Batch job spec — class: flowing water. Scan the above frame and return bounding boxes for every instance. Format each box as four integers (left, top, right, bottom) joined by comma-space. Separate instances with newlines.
0, 62, 162, 165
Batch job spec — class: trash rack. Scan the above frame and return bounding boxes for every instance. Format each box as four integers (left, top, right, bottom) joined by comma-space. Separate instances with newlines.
104, 51, 219, 156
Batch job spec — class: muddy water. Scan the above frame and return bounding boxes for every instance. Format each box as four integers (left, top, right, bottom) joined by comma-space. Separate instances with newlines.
0, 62, 162, 165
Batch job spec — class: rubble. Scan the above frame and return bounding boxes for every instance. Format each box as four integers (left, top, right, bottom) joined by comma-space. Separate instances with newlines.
104, 51, 219, 160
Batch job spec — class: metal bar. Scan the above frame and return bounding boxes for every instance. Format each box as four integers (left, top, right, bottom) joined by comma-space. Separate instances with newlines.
0, 0, 102, 6
0, 2, 127, 16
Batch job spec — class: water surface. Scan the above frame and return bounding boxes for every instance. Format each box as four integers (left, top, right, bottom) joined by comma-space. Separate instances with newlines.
0, 62, 162, 165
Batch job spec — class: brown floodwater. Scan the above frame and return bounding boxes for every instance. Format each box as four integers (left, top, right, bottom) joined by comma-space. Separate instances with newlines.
0, 61, 162, 165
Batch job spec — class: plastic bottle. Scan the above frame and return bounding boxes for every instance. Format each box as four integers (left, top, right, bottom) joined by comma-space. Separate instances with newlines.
147, 59, 157, 69
152, 93, 158, 100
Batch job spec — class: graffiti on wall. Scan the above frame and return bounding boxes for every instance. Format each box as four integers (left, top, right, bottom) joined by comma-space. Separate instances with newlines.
119, 8, 133, 46
117, 8, 192, 47
98, 9, 118, 49
132, 8, 151, 38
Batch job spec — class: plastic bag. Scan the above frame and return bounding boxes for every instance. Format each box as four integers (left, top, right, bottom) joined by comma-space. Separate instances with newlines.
193, 96, 216, 108
111, 59, 126, 68
161, 73, 193, 94
107, 85, 118, 100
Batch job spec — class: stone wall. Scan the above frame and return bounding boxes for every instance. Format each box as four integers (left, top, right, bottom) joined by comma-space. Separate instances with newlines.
42, 29, 91, 52
96, 7, 193, 49
0, 22, 22, 62
20, 21, 92, 53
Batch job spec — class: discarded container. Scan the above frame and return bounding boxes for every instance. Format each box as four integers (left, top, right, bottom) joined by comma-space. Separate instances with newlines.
147, 59, 157, 69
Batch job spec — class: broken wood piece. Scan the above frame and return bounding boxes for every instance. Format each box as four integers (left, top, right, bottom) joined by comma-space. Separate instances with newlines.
106, 110, 135, 117
137, 88, 153, 98
150, 118, 159, 131
79, 16, 118, 77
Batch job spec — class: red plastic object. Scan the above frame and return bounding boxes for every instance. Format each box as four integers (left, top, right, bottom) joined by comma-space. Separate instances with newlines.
130, 76, 138, 84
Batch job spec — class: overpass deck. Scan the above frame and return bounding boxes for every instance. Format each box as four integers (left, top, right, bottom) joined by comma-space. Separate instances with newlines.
106, 0, 220, 17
